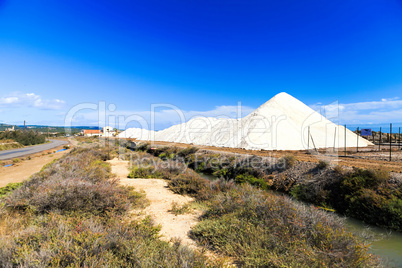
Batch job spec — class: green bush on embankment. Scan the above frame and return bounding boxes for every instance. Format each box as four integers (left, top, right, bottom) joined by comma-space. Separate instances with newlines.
291, 167, 402, 231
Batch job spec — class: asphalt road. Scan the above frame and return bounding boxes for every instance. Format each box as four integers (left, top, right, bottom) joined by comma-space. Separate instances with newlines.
0, 140, 68, 161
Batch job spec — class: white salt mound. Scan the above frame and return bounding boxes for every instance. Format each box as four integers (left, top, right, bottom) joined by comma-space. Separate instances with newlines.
118, 92, 373, 150
117, 128, 155, 140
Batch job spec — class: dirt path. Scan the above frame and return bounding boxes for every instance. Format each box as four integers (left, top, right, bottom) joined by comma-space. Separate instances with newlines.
0, 149, 70, 187
108, 158, 201, 249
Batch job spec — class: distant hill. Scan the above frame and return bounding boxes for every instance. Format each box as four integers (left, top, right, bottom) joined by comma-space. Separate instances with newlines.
0, 124, 102, 135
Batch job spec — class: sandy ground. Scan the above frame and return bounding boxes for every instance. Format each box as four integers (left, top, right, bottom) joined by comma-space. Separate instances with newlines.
108, 158, 202, 249
0, 148, 70, 187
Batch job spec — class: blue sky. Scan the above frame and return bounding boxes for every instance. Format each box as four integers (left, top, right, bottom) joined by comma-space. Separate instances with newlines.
0, 0, 402, 129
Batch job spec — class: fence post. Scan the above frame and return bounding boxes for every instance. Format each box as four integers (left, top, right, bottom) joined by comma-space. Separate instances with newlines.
311, 133, 318, 154
333, 127, 336, 153
356, 127, 359, 153
390, 123, 392, 161
379, 127, 381, 151
372, 130, 375, 146
344, 124, 347, 157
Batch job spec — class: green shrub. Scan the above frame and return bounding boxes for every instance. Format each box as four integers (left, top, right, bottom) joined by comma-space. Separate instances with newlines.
168, 172, 209, 198
317, 160, 329, 169
0, 182, 23, 197
235, 174, 269, 190
277, 155, 296, 170
128, 166, 162, 178
341, 168, 389, 191
170, 201, 192, 216
277, 166, 402, 230
334, 168, 402, 229
177, 147, 199, 158
135, 142, 150, 152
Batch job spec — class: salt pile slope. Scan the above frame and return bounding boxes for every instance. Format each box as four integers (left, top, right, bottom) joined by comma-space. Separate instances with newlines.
117, 128, 155, 140
119, 92, 373, 150
237, 92, 372, 150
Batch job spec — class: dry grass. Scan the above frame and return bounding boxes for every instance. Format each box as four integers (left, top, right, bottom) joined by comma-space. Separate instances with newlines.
169, 201, 192, 216
0, 145, 213, 267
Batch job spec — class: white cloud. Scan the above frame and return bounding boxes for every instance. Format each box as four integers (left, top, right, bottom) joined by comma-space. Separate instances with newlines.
0, 92, 66, 110
312, 97, 402, 124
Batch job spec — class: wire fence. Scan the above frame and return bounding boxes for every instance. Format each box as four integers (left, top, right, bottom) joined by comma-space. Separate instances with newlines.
345, 123, 402, 161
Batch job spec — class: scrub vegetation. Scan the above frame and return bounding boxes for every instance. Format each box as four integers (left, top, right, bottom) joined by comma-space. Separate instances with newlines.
1, 141, 391, 266
126, 143, 383, 266
0, 145, 210, 267
132, 143, 402, 231
0, 129, 46, 146
0, 139, 24, 151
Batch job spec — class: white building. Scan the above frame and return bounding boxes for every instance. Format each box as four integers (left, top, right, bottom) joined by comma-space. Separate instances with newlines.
103, 126, 115, 137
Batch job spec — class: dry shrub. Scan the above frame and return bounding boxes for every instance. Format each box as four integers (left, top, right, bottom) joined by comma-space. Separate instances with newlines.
0, 213, 210, 267
333, 164, 344, 174
271, 173, 296, 192
6, 178, 137, 215
128, 152, 188, 179
191, 184, 381, 267
4, 147, 136, 215
168, 171, 209, 198
0, 145, 211, 267
317, 160, 330, 169
277, 155, 297, 170
170, 201, 192, 216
